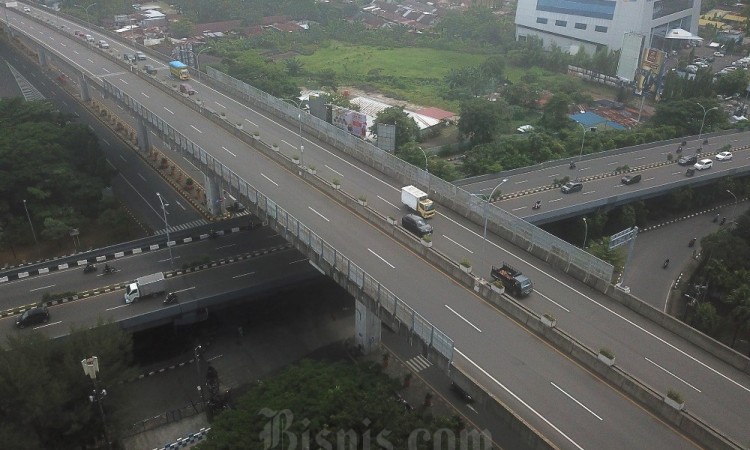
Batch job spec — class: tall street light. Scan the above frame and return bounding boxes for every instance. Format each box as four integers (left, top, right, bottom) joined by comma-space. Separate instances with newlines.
578, 122, 587, 162
582, 217, 588, 248
417, 146, 430, 193
194, 46, 212, 81
75, 3, 97, 27
156, 193, 173, 265
482, 178, 508, 273
696, 102, 718, 143
284, 98, 305, 168
195, 345, 208, 416
81, 357, 112, 450
727, 189, 738, 226
22, 199, 40, 259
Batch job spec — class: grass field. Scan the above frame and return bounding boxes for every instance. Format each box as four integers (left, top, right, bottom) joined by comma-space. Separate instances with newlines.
297, 42, 488, 109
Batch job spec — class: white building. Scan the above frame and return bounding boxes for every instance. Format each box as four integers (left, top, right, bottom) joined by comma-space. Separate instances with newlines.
515, 0, 701, 54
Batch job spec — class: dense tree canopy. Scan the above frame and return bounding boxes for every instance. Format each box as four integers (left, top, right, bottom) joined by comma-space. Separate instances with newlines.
370, 106, 420, 151
198, 360, 473, 450
0, 99, 113, 252
0, 324, 137, 449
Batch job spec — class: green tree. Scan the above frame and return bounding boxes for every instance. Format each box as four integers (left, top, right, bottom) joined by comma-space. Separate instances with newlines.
458, 98, 509, 146
725, 284, 750, 347
171, 18, 195, 39
690, 302, 721, 336
540, 93, 573, 130
369, 106, 420, 150
284, 57, 304, 76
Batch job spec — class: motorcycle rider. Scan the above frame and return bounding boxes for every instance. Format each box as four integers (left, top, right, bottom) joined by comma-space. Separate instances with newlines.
104, 263, 111, 273
533, 200, 541, 210
663, 258, 670, 268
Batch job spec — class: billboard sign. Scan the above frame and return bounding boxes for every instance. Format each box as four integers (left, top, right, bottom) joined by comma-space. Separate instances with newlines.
635, 48, 665, 96
332, 106, 367, 138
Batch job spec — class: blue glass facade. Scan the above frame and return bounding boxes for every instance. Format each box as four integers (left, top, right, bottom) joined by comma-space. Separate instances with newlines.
536, 0, 616, 20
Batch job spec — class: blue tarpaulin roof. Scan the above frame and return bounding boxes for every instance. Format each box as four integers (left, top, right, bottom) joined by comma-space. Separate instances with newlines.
569, 111, 625, 130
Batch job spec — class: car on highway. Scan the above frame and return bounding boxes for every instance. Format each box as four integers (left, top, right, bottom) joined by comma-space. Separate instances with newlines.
715, 151, 733, 161
621, 174, 642, 185
16, 306, 49, 328
561, 181, 583, 194
144, 64, 157, 75
123, 53, 136, 63
678, 154, 698, 166
23, 6, 31, 12
98, 40, 109, 49
136, 51, 147, 60
694, 159, 713, 170
401, 214, 433, 238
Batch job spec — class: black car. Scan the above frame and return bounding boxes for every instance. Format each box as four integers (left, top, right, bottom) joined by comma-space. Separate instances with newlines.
401, 214, 433, 238
16, 306, 49, 329
621, 174, 642, 185
678, 155, 698, 166
561, 181, 583, 194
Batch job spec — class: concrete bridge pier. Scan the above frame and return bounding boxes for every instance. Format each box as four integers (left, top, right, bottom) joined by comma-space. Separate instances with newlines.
355, 298, 382, 355
205, 176, 222, 216
37, 45, 47, 67
136, 118, 150, 154
79, 72, 91, 102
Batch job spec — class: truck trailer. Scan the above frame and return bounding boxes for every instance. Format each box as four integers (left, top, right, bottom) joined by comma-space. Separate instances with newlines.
401, 185, 435, 219
491, 263, 533, 297
124, 272, 166, 303
169, 60, 189, 80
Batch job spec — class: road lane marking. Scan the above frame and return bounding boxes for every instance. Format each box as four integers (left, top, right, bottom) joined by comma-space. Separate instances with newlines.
102, 138, 110, 146
216, 244, 236, 250
281, 139, 293, 147
119, 154, 126, 162
289, 258, 309, 264
158, 256, 181, 262
107, 304, 129, 311
377, 195, 399, 209
261, 173, 278, 186
534, 291, 571, 312
368, 248, 395, 268
514, 179, 528, 184
244, 118, 257, 127
442, 235, 473, 253
511, 206, 527, 212
30, 284, 55, 292
87, 58, 93, 63
325, 165, 343, 177
190, 125, 203, 134
582, 191, 595, 195
34, 321, 62, 329
445, 305, 481, 332
222, 146, 236, 157
141, 92, 149, 98
455, 348, 584, 450
233, 272, 255, 279
138, 173, 146, 181
308, 207, 330, 222
215, 102, 226, 109
645, 357, 701, 392
548, 173, 561, 178
551, 382, 603, 421
74, 50, 79, 55
164, 107, 174, 114
175, 200, 186, 210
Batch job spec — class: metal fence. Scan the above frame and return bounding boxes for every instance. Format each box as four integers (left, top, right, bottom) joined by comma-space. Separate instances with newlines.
205, 68, 614, 282
100, 79, 454, 362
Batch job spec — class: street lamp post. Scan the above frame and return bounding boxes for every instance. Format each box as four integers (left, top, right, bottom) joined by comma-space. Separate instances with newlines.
417, 146, 430, 192
482, 178, 508, 272
696, 102, 719, 143
284, 99, 305, 168
22, 199, 40, 259
81, 357, 112, 450
578, 122, 587, 162
156, 193, 173, 265
582, 217, 588, 248
194, 46, 212, 81
727, 189, 738, 226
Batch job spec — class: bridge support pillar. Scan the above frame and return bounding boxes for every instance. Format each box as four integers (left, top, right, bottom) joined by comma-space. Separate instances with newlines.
205, 176, 222, 216
355, 298, 381, 355
79, 72, 91, 102
136, 118, 150, 154
37, 45, 47, 67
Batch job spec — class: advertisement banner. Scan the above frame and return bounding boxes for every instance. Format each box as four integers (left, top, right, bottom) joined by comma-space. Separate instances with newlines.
635, 48, 665, 96
332, 106, 367, 138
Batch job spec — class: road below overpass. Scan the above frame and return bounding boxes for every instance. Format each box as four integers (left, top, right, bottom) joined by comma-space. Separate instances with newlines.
5, 7, 750, 448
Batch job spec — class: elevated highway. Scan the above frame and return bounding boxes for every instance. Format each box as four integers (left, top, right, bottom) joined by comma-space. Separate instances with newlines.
3, 7, 750, 449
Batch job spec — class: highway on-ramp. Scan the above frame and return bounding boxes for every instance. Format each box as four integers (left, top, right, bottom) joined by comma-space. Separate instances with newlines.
5, 6, 750, 448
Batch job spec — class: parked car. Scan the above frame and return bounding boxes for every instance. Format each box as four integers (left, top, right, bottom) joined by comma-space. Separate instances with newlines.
16, 306, 49, 329
678, 155, 698, 166
135, 51, 146, 60
561, 181, 583, 194
401, 214, 433, 238
621, 174, 642, 185
715, 151, 733, 161
694, 159, 713, 170
714, 51, 725, 57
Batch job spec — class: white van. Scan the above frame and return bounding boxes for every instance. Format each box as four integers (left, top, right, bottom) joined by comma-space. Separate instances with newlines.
85, 34, 94, 43
98, 40, 110, 49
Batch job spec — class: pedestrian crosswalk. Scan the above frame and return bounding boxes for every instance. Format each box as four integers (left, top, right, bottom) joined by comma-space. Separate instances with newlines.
155, 219, 208, 235
405, 355, 432, 373
7, 63, 46, 101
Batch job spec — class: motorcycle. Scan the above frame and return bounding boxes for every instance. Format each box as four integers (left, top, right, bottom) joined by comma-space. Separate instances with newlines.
83, 263, 97, 274
569, 161, 576, 169
663, 259, 670, 269
102, 265, 117, 275
163, 292, 178, 305
688, 238, 696, 247
720, 217, 726, 226
676, 146, 683, 153
703, 138, 708, 145
532, 201, 541, 210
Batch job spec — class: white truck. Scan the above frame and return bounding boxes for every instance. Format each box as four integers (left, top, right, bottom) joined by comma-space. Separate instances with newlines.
401, 185, 435, 219
124, 272, 166, 304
